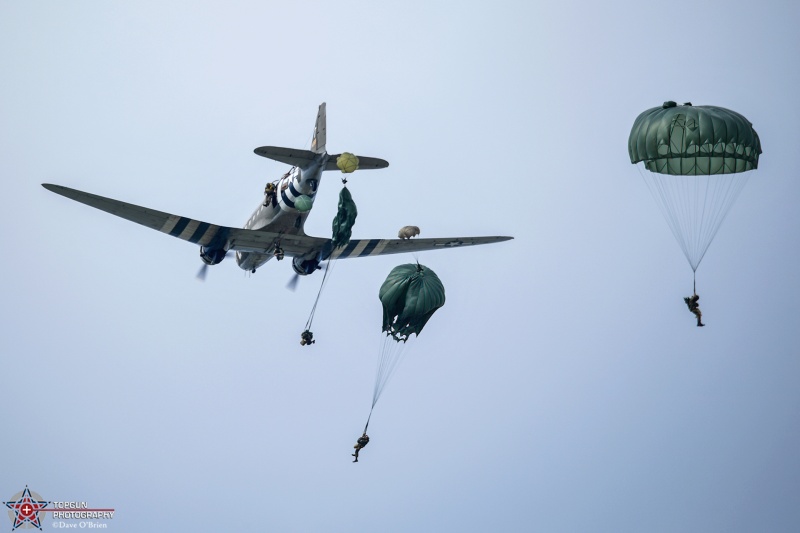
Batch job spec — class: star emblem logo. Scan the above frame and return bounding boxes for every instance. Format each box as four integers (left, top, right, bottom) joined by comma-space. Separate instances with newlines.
433, 239, 465, 247
4, 486, 50, 530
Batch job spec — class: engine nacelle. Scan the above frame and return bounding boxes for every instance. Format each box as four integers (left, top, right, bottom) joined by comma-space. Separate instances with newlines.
292, 256, 321, 276
200, 246, 227, 265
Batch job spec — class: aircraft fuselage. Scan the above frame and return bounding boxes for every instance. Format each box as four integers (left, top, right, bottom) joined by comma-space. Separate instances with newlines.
235, 156, 327, 271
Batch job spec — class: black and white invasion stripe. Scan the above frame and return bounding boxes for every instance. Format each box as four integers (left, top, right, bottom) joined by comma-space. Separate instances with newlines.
327, 239, 388, 259
159, 216, 228, 247
278, 173, 316, 213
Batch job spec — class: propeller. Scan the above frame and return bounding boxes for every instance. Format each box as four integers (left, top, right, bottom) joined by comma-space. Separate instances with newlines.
197, 263, 210, 281
196, 251, 233, 282
286, 261, 328, 292
286, 273, 301, 291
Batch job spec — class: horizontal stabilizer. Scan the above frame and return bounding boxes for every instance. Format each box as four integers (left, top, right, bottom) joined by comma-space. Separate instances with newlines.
254, 146, 318, 167
325, 154, 389, 170
254, 146, 389, 171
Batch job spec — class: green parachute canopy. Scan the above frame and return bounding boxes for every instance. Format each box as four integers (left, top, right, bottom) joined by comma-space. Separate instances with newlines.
628, 101, 761, 175
331, 187, 357, 248
379, 263, 445, 342
294, 195, 313, 212
629, 101, 761, 271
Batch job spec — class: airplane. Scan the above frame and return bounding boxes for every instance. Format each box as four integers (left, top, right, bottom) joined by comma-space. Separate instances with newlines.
42, 103, 512, 281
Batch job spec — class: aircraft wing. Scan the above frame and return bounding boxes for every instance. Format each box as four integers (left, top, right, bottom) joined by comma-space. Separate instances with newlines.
321, 236, 513, 260
42, 183, 289, 252
42, 184, 512, 260
230, 233, 514, 260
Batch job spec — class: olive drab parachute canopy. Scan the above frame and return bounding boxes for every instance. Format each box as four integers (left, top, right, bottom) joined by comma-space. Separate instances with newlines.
379, 263, 446, 342
331, 187, 357, 248
629, 101, 761, 272
337, 152, 359, 173
629, 101, 761, 174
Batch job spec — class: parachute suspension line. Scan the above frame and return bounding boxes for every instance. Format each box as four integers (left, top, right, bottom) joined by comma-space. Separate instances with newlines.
302, 130, 314, 152
304, 259, 337, 331
640, 165, 694, 266
693, 271, 696, 295
363, 408, 373, 434
638, 164, 750, 271
693, 171, 750, 268
371, 333, 409, 409
362, 334, 409, 436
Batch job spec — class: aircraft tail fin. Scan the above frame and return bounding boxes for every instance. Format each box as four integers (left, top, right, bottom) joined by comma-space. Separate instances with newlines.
310, 102, 326, 154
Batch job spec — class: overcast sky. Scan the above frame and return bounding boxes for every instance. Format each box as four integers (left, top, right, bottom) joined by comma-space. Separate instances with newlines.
2, 1, 799, 531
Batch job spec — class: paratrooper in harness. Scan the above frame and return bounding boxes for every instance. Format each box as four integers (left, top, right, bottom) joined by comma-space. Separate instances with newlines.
683, 293, 705, 327
300, 330, 315, 346
352, 433, 369, 462
264, 182, 277, 207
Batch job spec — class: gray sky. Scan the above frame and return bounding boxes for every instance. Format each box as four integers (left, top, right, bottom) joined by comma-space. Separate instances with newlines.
2, 1, 799, 531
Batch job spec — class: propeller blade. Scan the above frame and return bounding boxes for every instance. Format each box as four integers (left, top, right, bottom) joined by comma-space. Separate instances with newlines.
196, 251, 233, 282
196, 264, 209, 281
285, 261, 328, 291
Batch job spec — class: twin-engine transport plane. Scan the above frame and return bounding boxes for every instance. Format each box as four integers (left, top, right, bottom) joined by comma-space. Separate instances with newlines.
43, 103, 512, 278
